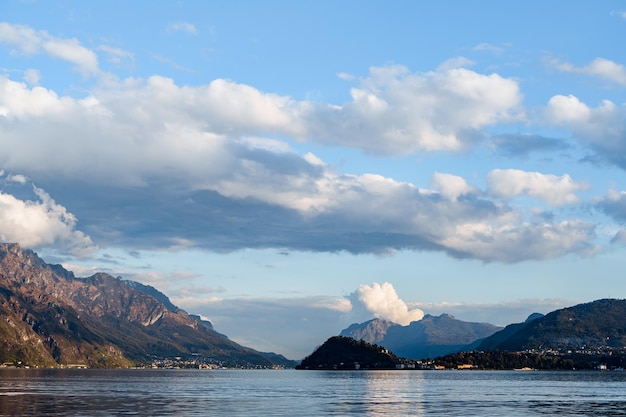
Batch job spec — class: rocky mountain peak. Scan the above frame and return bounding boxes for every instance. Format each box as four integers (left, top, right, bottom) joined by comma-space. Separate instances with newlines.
0, 243, 62, 287
341, 314, 502, 359
339, 318, 397, 344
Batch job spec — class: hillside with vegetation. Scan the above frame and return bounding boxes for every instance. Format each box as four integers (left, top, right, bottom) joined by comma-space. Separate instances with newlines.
437, 299, 626, 370
297, 336, 400, 370
478, 299, 626, 351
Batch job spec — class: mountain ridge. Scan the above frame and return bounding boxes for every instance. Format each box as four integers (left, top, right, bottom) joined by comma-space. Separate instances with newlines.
341, 314, 501, 359
310, 299, 626, 370
0, 243, 295, 368
478, 298, 626, 351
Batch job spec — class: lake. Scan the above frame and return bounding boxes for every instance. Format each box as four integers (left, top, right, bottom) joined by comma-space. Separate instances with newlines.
1, 368, 626, 416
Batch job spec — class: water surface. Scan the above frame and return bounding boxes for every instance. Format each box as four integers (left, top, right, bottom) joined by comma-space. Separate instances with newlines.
1, 368, 625, 416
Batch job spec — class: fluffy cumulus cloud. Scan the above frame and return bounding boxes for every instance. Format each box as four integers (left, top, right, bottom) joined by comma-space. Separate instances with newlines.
211, 164, 595, 262
0, 175, 96, 256
441, 219, 596, 263
0, 70, 597, 262
486, 169, 585, 206
0, 57, 521, 184
0, 75, 304, 186
0, 23, 99, 76
546, 94, 626, 169
350, 282, 424, 325
548, 57, 626, 86
0, 25, 601, 262
306, 64, 523, 154
431, 172, 477, 201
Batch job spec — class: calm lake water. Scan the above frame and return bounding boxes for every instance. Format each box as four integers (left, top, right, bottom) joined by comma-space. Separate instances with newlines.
1, 368, 626, 416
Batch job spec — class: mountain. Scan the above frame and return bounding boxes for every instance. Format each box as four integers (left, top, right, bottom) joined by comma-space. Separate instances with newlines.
0, 243, 295, 368
296, 336, 400, 370
340, 318, 396, 344
475, 312, 543, 351
341, 314, 501, 359
121, 279, 180, 314
478, 299, 626, 352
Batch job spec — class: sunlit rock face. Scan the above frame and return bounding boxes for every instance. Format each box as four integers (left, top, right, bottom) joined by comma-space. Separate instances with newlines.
0, 243, 292, 368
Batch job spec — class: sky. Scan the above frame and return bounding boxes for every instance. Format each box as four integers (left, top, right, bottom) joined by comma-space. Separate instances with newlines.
0, 0, 625, 359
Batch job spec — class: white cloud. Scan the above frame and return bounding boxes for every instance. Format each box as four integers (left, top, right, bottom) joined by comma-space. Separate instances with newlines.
436, 56, 474, 71
6, 174, 28, 184
0, 72, 598, 263
306, 64, 523, 154
431, 172, 477, 201
0, 75, 304, 185
0, 183, 96, 256
337, 72, 355, 81
351, 282, 424, 325
43, 37, 99, 76
205, 159, 597, 262
98, 45, 134, 64
0, 64, 523, 184
546, 95, 623, 141
166, 22, 198, 35
545, 94, 593, 124
0, 22, 41, 53
0, 23, 99, 76
545, 94, 626, 168
22, 69, 40, 85
310, 297, 353, 312
487, 169, 585, 206
441, 219, 596, 262
548, 57, 626, 86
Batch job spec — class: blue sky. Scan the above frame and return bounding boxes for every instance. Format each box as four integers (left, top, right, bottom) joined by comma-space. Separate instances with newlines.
1, 0, 626, 359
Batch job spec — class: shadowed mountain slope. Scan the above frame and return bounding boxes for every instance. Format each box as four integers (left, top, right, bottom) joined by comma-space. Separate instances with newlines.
478, 299, 626, 352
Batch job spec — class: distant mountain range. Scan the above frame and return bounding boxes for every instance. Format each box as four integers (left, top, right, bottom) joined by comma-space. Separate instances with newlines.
341, 314, 502, 359
307, 299, 626, 370
0, 243, 296, 368
333, 298, 626, 366
5, 242, 626, 370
